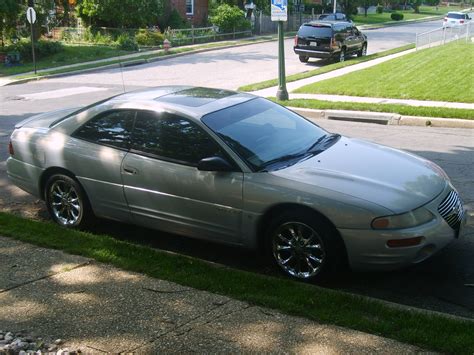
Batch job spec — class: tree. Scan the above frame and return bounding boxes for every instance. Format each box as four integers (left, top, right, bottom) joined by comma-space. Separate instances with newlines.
76, 0, 163, 28
357, 0, 378, 16
338, 0, 358, 19
0, 0, 20, 47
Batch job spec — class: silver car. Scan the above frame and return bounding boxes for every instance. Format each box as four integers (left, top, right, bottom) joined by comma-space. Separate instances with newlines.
7, 86, 467, 281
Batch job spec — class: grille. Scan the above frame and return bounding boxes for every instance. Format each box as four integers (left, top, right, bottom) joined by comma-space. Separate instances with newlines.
438, 190, 464, 230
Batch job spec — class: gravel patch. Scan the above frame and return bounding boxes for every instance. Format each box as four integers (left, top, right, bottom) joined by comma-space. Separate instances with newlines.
0, 330, 81, 354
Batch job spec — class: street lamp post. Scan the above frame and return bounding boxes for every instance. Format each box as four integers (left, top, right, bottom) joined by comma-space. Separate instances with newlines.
333, 0, 337, 13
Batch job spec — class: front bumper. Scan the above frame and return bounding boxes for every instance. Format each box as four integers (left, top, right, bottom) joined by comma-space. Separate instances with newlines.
339, 184, 467, 271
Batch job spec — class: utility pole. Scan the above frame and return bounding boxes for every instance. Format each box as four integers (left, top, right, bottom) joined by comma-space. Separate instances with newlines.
333, 0, 337, 13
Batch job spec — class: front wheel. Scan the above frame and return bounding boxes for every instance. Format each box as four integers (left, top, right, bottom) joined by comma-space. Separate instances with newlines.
45, 174, 94, 229
357, 44, 367, 57
299, 55, 309, 63
265, 211, 345, 281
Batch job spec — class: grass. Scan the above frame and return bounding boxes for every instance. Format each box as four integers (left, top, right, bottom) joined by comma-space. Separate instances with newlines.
295, 41, 474, 103
238, 44, 415, 92
270, 98, 474, 120
0, 45, 133, 76
0, 211, 473, 354
353, 5, 463, 25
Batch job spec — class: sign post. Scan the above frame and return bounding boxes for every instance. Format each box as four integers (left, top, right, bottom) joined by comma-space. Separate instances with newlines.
26, 7, 37, 74
271, 0, 288, 100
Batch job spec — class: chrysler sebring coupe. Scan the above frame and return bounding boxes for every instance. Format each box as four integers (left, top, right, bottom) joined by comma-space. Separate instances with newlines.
7, 86, 467, 280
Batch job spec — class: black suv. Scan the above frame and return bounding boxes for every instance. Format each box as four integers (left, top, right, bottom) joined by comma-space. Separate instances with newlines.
294, 21, 367, 63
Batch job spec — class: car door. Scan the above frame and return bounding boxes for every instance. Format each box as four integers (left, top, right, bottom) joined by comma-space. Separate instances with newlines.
121, 110, 244, 243
65, 109, 136, 222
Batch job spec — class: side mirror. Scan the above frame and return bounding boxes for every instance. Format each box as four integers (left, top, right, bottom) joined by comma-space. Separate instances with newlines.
198, 156, 234, 172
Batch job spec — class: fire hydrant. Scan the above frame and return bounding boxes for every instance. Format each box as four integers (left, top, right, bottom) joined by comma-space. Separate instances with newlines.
163, 39, 171, 53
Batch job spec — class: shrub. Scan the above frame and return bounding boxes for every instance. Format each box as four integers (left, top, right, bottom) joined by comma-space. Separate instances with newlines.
391, 12, 404, 21
116, 34, 138, 51
376, 5, 384, 14
167, 9, 189, 29
135, 29, 164, 46
14, 39, 64, 61
210, 4, 249, 33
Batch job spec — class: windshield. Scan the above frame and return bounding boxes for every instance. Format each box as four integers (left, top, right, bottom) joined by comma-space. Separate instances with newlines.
202, 98, 330, 171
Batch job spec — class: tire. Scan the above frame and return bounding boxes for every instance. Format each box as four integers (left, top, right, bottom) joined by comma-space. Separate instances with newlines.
45, 174, 94, 229
299, 55, 309, 63
357, 44, 367, 57
338, 48, 346, 62
264, 210, 345, 281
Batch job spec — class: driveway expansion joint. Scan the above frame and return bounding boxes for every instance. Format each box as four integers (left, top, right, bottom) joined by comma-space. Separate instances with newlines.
0, 260, 92, 294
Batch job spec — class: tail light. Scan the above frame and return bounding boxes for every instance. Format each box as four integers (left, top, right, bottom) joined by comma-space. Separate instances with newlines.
460, 20, 464, 24
330, 38, 338, 49
444, 17, 447, 21
8, 140, 14, 155
294, 35, 298, 46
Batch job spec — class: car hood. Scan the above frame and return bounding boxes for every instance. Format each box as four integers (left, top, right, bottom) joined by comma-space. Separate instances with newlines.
271, 136, 447, 214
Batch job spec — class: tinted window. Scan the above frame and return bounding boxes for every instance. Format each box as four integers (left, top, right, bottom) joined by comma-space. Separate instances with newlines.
73, 110, 135, 149
447, 13, 464, 19
202, 98, 328, 171
298, 24, 333, 38
132, 111, 223, 165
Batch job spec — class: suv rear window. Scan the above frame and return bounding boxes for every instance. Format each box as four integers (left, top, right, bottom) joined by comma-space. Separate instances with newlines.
447, 13, 464, 19
297, 24, 332, 38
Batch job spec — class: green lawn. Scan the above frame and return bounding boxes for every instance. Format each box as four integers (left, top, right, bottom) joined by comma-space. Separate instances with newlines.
238, 44, 415, 92
0, 44, 134, 76
270, 99, 474, 120
295, 41, 474, 103
354, 5, 462, 25
0, 212, 473, 354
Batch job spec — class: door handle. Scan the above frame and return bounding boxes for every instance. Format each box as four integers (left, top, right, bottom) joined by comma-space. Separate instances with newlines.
123, 167, 138, 175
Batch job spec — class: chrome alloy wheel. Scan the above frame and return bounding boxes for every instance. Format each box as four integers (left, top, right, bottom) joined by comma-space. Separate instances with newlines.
339, 50, 345, 62
362, 45, 367, 56
272, 222, 326, 279
49, 180, 82, 226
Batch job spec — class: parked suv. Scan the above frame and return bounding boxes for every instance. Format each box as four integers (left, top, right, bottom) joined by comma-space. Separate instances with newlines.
294, 21, 367, 63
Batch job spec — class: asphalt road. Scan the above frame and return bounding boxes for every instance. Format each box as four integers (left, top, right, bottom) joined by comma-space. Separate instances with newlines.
1, 19, 473, 318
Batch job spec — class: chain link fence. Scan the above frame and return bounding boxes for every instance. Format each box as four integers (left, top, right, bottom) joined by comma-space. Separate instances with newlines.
416, 22, 474, 50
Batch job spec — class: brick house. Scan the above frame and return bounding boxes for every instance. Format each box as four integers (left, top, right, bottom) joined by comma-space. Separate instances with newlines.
171, 0, 209, 25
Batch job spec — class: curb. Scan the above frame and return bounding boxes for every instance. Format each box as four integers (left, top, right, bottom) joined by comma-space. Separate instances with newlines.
358, 15, 443, 30
1, 36, 283, 87
289, 107, 474, 129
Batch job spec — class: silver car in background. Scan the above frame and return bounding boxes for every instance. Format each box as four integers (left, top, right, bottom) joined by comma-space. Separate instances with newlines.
7, 86, 467, 281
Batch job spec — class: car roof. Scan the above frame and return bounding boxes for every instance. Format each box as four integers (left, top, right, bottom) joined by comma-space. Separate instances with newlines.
447, 11, 464, 15
106, 86, 256, 118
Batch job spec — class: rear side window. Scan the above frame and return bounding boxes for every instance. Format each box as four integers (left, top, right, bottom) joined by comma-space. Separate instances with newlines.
131, 111, 224, 166
298, 24, 333, 38
73, 110, 135, 149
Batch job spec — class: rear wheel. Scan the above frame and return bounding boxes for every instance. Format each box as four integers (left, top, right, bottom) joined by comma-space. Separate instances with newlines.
357, 43, 367, 57
299, 55, 309, 63
45, 174, 94, 229
265, 210, 345, 281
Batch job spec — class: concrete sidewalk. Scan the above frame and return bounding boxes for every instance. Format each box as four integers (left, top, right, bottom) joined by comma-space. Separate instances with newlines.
0, 236, 423, 354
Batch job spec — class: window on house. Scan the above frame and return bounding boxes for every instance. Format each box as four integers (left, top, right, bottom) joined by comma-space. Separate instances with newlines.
186, 0, 194, 15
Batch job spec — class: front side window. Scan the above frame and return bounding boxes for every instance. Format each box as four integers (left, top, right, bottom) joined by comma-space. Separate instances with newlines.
202, 98, 329, 171
72, 110, 135, 149
186, 0, 194, 15
132, 111, 223, 166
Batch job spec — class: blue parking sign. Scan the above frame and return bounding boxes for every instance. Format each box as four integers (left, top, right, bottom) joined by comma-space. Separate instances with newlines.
271, 0, 288, 21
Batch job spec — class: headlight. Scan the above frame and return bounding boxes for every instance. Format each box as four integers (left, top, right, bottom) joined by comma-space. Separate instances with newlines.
371, 207, 435, 230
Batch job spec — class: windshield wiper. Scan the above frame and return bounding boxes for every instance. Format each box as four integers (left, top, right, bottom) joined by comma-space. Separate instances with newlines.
259, 152, 310, 172
306, 133, 340, 153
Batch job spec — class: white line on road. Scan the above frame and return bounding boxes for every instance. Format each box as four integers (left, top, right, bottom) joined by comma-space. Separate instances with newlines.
19, 86, 108, 100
